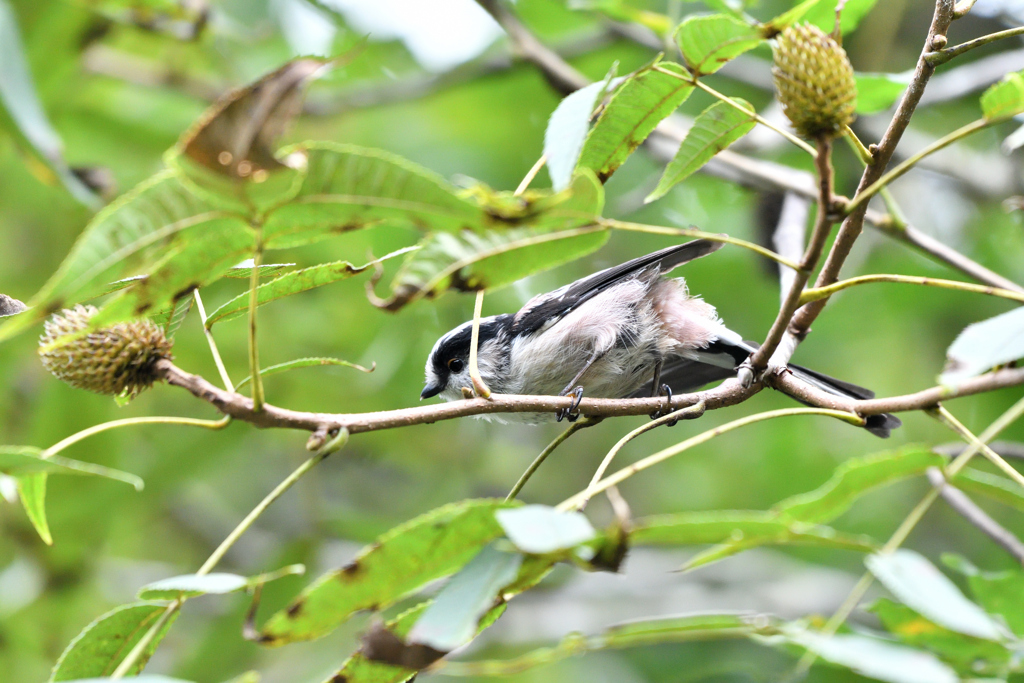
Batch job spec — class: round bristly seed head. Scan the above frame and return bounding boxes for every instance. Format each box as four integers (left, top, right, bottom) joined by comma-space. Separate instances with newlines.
39, 305, 173, 398
773, 23, 857, 138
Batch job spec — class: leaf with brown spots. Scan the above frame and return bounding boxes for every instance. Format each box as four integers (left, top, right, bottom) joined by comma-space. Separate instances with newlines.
259, 499, 518, 645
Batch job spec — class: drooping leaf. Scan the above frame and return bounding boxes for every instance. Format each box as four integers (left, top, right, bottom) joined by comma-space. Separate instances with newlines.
50, 603, 179, 681
0, 446, 143, 490
17, 473, 50, 544
782, 629, 959, 683
869, 598, 1011, 674
674, 15, 763, 76
138, 565, 304, 600
259, 499, 518, 645
496, 506, 597, 555
774, 446, 943, 524
855, 72, 912, 114
148, 293, 193, 337
0, 0, 98, 207
0, 172, 233, 342
448, 613, 779, 676
262, 143, 487, 250
801, 0, 881, 35
961, 566, 1024, 638
206, 247, 416, 327
576, 61, 695, 181
544, 70, 621, 191
866, 550, 1007, 641
235, 357, 374, 390
940, 306, 1024, 385
951, 468, 1024, 512
567, 0, 672, 34
646, 98, 757, 202
981, 70, 1024, 121
407, 544, 523, 651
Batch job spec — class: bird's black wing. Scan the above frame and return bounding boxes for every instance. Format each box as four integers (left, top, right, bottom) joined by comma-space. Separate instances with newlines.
511, 238, 724, 335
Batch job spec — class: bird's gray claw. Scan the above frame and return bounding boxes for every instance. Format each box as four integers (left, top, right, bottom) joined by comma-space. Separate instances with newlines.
557, 386, 585, 422
650, 384, 678, 426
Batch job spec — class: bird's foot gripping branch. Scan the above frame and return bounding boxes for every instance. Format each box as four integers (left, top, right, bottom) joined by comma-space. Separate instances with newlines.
3, 0, 1024, 681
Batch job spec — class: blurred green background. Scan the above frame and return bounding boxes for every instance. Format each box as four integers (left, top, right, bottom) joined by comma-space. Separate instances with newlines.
1, 0, 1023, 681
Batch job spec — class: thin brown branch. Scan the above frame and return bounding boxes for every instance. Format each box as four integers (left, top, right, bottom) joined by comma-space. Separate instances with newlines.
927, 467, 1024, 564
156, 359, 1024, 436
934, 441, 1024, 459
788, 0, 958, 337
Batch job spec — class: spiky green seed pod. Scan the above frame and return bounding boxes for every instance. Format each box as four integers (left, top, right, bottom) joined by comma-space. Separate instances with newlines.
773, 23, 857, 138
39, 305, 173, 398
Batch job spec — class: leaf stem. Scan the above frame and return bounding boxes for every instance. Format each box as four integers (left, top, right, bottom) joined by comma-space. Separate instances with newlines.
798, 274, 1024, 306
110, 429, 348, 679
577, 401, 705, 510
557, 408, 862, 511
600, 218, 801, 270
194, 290, 234, 391
935, 406, 1024, 491
248, 244, 266, 411
515, 155, 547, 196
845, 118, 990, 214
42, 416, 230, 459
506, 419, 592, 501
468, 289, 492, 398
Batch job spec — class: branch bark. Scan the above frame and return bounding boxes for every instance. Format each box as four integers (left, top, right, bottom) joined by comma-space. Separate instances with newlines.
927, 468, 1024, 565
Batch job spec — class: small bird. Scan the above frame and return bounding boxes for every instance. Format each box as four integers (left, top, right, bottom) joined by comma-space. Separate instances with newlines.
421, 239, 900, 437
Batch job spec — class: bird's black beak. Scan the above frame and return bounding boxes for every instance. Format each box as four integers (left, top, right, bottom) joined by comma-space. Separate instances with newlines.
420, 382, 443, 400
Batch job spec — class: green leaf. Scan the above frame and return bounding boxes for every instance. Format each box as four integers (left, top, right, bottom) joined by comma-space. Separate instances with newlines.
775, 446, 944, 524
138, 565, 305, 600
17, 473, 50, 545
866, 550, 1007, 641
259, 499, 518, 645
59, 677, 193, 683
762, 0, 821, 34
964, 567, 1024, 638
674, 15, 763, 76
206, 247, 416, 327
0, 446, 144, 490
0, 0, 98, 207
801, 0, 880, 35
50, 603, 179, 681
0, 172, 234, 342
646, 98, 757, 202
262, 143, 487, 250
567, 1, 672, 34
855, 72, 911, 115
495, 506, 596, 554
407, 545, 523, 651
91, 218, 255, 329
869, 598, 1011, 674
782, 629, 959, 683
544, 70, 622, 191
384, 224, 609, 310
981, 70, 1024, 121
940, 306, 1024, 386
952, 468, 1024, 512
235, 357, 374, 390
453, 613, 778, 675
148, 293, 193, 337
577, 61, 695, 181
223, 261, 296, 279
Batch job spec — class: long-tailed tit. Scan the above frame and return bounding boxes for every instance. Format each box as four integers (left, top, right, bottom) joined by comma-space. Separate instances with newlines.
421, 239, 900, 437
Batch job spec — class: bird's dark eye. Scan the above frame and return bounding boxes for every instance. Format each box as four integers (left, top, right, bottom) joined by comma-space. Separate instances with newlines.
447, 358, 464, 373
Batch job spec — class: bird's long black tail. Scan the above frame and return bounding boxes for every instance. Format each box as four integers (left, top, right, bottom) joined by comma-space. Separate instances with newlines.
786, 364, 902, 438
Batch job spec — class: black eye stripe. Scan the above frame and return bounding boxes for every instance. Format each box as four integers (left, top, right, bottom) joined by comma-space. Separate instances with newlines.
448, 358, 464, 372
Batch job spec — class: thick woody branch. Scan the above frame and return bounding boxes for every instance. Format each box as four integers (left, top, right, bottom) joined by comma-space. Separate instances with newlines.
156, 359, 1024, 437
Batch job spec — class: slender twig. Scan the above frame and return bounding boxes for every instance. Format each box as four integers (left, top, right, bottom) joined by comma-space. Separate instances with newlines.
928, 25, 1024, 65
247, 245, 265, 411
506, 419, 593, 501
110, 430, 348, 678
934, 406, 1024, 491
798, 274, 1024, 306
156, 358, 1024, 436
796, 393, 1024, 677
651, 66, 816, 156
926, 468, 1024, 564
194, 290, 234, 391
935, 441, 1024, 459
557, 408, 863, 511
746, 135, 836, 375
846, 119, 990, 214
515, 155, 547, 196
41, 416, 230, 458
468, 290, 492, 399
577, 401, 706, 510
600, 219, 801, 271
